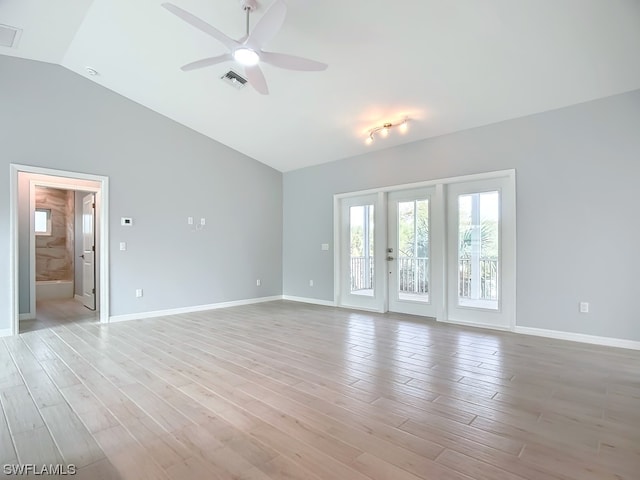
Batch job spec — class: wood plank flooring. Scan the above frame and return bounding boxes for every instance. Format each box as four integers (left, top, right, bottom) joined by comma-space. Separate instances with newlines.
19, 299, 99, 334
1, 300, 639, 479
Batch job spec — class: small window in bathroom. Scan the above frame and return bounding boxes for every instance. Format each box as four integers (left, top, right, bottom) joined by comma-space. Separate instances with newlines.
35, 208, 52, 236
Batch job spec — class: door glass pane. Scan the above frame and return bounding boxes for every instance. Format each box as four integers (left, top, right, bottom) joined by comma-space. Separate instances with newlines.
397, 199, 429, 302
350, 205, 374, 296
458, 191, 499, 309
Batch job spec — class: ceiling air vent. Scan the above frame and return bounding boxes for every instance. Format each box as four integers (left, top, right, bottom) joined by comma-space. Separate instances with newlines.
221, 70, 248, 90
0, 24, 21, 48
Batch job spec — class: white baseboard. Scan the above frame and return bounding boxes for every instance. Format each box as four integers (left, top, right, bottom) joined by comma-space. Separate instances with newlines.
282, 295, 336, 307
438, 317, 512, 332
0, 328, 12, 338
19, 313, 35, 321
108, 296, 283, 324
514, 326, 640, 351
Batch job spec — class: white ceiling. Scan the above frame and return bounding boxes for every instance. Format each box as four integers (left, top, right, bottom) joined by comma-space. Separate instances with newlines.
2, 0, 640, 172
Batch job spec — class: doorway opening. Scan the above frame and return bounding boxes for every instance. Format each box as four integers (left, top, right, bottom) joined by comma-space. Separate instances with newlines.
9, 164, 110, 335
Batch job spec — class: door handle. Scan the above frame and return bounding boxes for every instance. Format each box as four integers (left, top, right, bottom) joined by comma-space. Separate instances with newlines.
79, 254, 85, 259
387, 256, 394, 261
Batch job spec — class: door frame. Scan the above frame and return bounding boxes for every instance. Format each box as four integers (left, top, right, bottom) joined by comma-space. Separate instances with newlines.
333, 169, 516, 330
10, 164, 110, 335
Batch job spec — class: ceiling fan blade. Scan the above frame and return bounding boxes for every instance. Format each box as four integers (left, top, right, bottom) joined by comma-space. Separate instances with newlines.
260, 51, 328, 71
246, 0, 287, 49
245, 65, 269, 95
181, 54, 232, 71
162, 3, 238, 51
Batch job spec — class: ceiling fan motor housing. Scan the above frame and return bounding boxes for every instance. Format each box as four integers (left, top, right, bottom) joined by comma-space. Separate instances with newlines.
240, 0, 258, 12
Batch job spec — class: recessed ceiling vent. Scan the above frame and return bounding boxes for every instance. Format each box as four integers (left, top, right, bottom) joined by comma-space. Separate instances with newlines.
0, 24, 21, 48
221, 70, 248, 90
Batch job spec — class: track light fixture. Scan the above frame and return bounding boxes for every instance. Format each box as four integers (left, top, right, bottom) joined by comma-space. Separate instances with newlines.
365, 118, 410, 145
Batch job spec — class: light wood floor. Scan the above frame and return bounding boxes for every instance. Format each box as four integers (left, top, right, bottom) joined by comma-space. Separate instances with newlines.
1, 301, 639, 479
19, 299, 99, 334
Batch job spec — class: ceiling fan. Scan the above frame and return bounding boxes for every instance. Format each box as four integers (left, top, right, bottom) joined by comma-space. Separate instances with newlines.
162, 0, 328, 95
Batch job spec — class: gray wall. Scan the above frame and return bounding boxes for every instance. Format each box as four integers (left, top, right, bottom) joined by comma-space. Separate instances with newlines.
0, 55, 283, 329
283, 89, 640, 341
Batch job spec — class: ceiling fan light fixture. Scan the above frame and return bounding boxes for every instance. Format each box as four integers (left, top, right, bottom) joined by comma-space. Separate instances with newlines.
233, 47, 260, 66
163, 1, 327, 95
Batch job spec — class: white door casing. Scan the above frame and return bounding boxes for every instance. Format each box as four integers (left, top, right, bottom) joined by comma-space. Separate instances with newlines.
10, 164, 109, 336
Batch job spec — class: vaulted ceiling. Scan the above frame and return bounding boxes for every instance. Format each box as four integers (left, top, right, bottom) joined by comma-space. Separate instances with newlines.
2, 0, 640, 171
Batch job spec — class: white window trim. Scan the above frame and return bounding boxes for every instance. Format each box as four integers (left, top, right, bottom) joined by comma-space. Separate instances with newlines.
34, 208, 52, 236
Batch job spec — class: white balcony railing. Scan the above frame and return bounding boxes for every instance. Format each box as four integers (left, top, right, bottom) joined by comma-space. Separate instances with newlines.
350, 256, 498, 300
458, 257, 498, 300
350, 256, 429, 294
398, 257, 429, 294
350, 256, 374, 291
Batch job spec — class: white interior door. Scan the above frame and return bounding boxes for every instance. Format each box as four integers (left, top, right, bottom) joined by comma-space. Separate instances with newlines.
446, 177, 515, 329
82, 193, 96, 310
387, 188, 439, 317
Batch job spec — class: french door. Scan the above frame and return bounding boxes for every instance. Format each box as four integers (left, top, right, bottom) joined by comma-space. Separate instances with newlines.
338, 193, 385, 311
337, 171, 515, 330
446, 177, 515, 329
387, 188, 440, 317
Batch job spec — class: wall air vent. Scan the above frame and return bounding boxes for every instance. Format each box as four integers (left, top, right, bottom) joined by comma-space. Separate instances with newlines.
221, 70, 248, 90
0, 24, 21, 48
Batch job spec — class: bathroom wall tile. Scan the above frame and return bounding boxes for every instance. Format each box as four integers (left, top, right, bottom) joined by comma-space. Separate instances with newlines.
35, 187, 73, 282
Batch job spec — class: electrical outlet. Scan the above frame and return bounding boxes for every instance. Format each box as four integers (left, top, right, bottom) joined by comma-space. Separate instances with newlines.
579, 302, 589, 313
119, 242, 126, 251
309, 280, 314, 287
200, 218, 206, 226
187, 216, 194, 225
135, 289, 143, 298
256, 279, 261, 286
